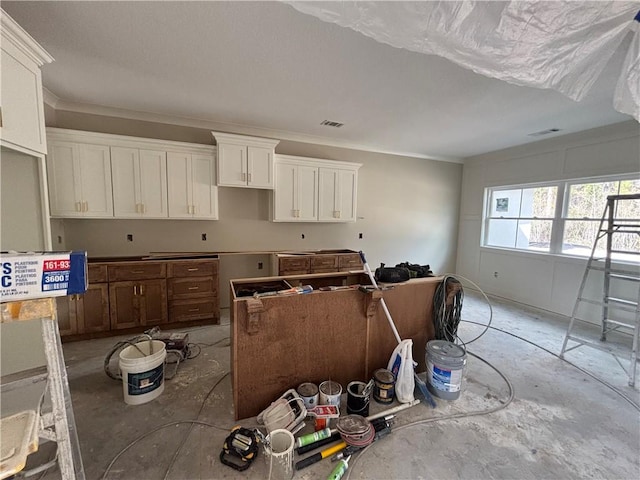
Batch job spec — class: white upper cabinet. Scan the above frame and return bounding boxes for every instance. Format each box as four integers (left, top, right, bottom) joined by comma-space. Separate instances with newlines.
273, 155, 361, 222
212, 131, 279, 189
318, 167, 358, 222
46, 140, 113, 217
274, 160, 318, 222
111, 147, 168, 218
167, 151, 218, 219
0, 10, 54, 156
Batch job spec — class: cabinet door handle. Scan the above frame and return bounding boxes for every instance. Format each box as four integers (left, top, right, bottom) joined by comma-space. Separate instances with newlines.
188, 308, 200, 312
247, 172, 252, 183
187, 268, 199, 272
188, 286, 199, 290
140, 285, 144, 295
75, 202, 82, 212
142, 204, 146, 214
241, 172, 246, 182
83, 201, 89, 212
133, 285, 137, 295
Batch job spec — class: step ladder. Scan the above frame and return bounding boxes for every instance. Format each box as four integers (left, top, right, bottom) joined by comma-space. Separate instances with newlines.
1, 298, 85, 480
560, 193, 640, 387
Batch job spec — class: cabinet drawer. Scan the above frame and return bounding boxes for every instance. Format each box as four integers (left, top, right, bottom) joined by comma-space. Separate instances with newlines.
168, 277, 216, 299
310, 254, 339, 273
170, 299, 218, 322
108, 262, 166, 281
338, 254, 362, 271
88, 264, 108, 283
278, 256, 310, 275
167, 260, 218, 278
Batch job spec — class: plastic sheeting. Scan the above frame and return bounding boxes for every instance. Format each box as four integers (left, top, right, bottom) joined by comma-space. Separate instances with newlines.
287, 1, 640, 121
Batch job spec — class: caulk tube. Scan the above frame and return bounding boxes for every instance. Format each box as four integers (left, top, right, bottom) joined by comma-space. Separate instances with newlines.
295, 431, 341, 455
295, 428, 331, 448
327, 455, 350, 480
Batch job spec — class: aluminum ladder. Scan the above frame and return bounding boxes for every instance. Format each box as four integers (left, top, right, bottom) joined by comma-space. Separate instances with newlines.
560, 193, 640, 387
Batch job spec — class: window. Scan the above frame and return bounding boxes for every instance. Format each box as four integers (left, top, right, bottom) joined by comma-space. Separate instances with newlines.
486, 185, 557, 252
484, 176, 640, 261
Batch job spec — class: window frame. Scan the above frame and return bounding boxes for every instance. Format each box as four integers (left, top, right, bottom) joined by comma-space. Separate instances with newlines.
482, 173, 640, 261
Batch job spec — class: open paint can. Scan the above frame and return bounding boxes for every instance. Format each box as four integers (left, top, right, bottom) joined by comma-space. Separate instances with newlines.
346, 381, 370, 416
296, 382, 319, 410
318, 381, 342, 429
373, 368, 395, 404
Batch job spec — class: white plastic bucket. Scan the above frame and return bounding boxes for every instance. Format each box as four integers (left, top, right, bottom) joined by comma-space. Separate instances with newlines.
119, 340, 166, 405
264, 429, 294, 480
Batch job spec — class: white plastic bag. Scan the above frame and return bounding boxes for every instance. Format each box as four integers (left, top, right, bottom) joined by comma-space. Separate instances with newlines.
387, 339, 415, 403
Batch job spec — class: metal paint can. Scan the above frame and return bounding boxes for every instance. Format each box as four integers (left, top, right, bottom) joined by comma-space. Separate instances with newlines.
297, 382, 319, 410
373, 368, 395, 404
319, 381, 342, 406
346, 381, 370, 416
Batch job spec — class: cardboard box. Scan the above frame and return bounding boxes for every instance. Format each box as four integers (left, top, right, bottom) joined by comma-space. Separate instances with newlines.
0, 251, 88, 302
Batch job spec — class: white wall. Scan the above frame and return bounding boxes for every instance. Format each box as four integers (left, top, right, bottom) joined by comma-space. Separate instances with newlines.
0, 148, 46, 251
456, 120, 640, 323
49, 112, 463, 308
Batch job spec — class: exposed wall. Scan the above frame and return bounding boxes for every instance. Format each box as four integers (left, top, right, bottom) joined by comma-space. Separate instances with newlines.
0, 148, 45, 251
49, 111, 463, 307
456, 120, 640, 323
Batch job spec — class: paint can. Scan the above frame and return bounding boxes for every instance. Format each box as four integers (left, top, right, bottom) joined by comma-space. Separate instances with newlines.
297, 382, 319, 410
319, 381, 342, 406
425, 340, 467, 400
373, 368, 395, 404
263, 428, 295, 480
318, 381, 342, 430
346, 381, 370, 416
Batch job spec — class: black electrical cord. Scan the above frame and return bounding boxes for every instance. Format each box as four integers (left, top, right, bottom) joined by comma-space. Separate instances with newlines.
433, 275, 464, 342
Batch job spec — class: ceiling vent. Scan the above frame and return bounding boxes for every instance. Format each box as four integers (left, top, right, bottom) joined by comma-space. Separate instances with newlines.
528, 128, 562, 137
320, 120, 344, 128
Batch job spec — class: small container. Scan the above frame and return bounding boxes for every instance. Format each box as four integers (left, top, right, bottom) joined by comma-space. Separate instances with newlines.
297, 382, 319, 410
346, 381, 370, 416
319, 381, 342, 406
373, 368, 395, 404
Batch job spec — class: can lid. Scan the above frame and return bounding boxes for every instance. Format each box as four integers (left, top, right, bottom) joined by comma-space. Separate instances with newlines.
320, 380, 342, 395
297, 382, 319, 397
426, 340, 466, 359
373, 368, 395, 384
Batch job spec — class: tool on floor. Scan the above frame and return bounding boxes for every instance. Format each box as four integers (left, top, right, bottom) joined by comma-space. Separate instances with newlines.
327, 455, 351, 480
359, 251, 437, 407
219, 426, 260, 471
257, 389, 307, 434
560, 193, 640, 387
295, 441, 347, 470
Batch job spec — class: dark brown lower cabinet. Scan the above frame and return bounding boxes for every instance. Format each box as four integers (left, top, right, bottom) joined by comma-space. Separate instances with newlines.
109, 279, 168, 330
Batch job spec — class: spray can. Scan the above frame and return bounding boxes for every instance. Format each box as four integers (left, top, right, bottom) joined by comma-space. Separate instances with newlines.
327, 455, 350, 480
295, 428, 332, 448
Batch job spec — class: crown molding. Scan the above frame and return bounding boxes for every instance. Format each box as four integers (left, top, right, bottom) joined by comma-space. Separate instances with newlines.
42, 87, 60, 108
46, 96, 463, 164
1, 9, 54, 66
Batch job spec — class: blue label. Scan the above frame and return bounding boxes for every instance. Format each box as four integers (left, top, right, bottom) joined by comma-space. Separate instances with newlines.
41, 270, 70, 292
127, 364, 164, 396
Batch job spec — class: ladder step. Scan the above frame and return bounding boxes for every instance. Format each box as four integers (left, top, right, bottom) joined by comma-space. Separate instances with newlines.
607, 297, 639, 307
577, 298, 639, 313
604, 318, 638, 329
609, 273, 640, 282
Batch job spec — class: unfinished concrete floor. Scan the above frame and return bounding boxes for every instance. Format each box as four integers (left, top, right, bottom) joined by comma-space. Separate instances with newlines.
27, 292, 640, 479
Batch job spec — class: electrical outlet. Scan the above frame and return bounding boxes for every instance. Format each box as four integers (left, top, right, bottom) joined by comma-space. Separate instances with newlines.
359, 233, 363, 239
127, 234, 133, 242
201, 233, 207, 241
258, 262, 263, 270
57, 235, 63, 244
494, 271, 499, 278
301, 233, 305, 239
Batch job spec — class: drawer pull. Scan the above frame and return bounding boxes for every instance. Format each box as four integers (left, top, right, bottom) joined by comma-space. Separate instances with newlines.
188, 286, 199, 290
188, 308, 200, 312
187, 268, 199, 272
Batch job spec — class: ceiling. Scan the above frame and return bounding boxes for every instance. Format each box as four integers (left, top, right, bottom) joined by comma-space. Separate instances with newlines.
3, 1, 635, 161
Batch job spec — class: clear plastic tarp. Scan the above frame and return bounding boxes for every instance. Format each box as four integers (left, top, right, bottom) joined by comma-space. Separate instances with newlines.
287, 1, 640, 121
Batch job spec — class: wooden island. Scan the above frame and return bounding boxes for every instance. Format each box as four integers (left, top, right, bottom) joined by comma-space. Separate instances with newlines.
230, 271, 440, 419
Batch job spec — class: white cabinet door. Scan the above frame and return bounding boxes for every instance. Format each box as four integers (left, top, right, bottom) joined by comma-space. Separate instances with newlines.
111, 147, 139, 217
167, 151, 217, 219
274, 162, 317, 221
167, 152, 192, 219
191, 154, 217, 219
79, 144, 113, 217
138, 149, 167, 218
47, 142, 112, 217
318, 168, 357, 222
112, 147, 167, 218
47, 142, 83, 217
247, 146, 273, 189
0, 13, 52, 156
217, 143, 246, 187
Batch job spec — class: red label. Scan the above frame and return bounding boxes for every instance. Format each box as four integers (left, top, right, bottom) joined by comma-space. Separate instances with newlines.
43, 259, 71, 271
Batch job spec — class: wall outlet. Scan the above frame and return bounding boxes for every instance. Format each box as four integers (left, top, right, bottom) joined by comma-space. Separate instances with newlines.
494, 271, 499, 278
258, 262, 263, 270
127, 234, 133, 242
301, 233, 305, 239
359, 233, 363, 239
201, 233, 207, 241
